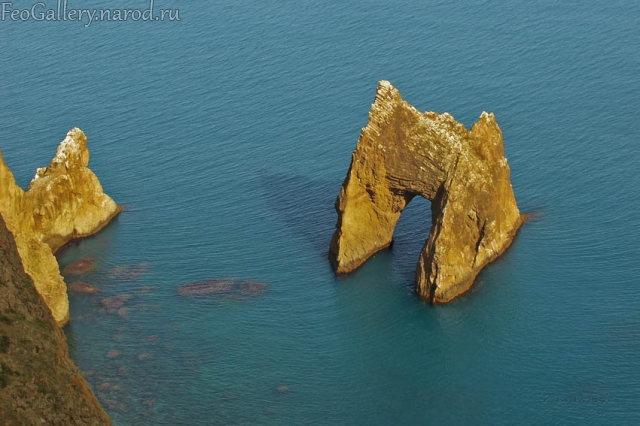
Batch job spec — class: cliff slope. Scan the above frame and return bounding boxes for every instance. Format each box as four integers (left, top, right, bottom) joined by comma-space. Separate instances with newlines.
0, 128, 120, 324
329, 81, 525, 302
0, 212, 111, 425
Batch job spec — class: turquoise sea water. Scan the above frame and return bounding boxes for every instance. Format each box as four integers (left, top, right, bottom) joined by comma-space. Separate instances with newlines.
2, 0, 640, 424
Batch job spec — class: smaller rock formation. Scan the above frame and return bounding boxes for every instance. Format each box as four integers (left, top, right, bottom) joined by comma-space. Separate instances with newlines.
0, 128, 120, 324
0, 213, 111, 424
330, 81, 526, 303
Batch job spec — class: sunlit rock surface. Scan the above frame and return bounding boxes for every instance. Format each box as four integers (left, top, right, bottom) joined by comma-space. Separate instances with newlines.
0, 128, 120, 324
330, 81, 526, 303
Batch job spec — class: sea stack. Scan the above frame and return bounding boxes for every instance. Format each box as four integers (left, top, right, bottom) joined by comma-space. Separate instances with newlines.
329, 81, 526, 303
0, 128, 121, 325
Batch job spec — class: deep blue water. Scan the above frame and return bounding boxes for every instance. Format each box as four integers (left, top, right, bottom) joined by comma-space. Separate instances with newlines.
2, 0, 640, 424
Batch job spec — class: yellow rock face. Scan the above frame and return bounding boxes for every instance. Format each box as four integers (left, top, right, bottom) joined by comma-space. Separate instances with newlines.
329, 81, 526, 303
0, 128, 120, 325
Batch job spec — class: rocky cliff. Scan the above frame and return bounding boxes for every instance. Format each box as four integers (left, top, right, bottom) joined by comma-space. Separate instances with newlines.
0, 212, 111, 424
329, 81, 526, 303
0, 128, 120, 324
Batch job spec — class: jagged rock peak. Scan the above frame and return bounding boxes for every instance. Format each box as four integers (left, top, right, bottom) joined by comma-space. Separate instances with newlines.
330, 81, 526, 303
33, 128, 90, 182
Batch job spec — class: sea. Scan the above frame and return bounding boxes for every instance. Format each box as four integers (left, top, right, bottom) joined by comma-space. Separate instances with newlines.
1, 0, 639, 424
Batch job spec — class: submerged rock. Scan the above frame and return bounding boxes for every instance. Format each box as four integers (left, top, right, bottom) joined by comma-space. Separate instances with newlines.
0, 128, 120, 324
177, 278, 268, 299
108, 263, 148, 281
125, 263, 148, 280
108, 265, 129, 279
330, 81, 526, 303
105, 349, 121, 360
137, 352, 153, 362
101, 295, 131, 311
68, 281, 99, 294
101, 398, 126, 412
177, 279, 236, 297
117, 307, 131, 318
97, 382, 111, 391
63, 259, 96, 277
239, 280, 268, 296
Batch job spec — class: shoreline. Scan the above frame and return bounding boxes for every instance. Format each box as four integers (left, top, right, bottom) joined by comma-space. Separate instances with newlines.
52, 205, 123, 256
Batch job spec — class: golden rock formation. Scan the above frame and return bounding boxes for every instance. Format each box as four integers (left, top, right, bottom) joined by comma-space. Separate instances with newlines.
0, 128, 120, 325
329, 81, 526, 303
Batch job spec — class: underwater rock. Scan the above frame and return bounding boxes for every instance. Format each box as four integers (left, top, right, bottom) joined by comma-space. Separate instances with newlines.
0, 128, 120, 324
177, 278, 268, 299
62, 258, 96, 277
276, 385, 290, 394
108, 263, 148, 281
329, 81, 526, 303
105, 350, 121, 360
177, 279, 236, 297
239, 280, 268, 296
101, 398, 126, 412
101, 295, 131, 311
108, 265, 129, 279
125, 263, 148, 280
137, 352, 153, 362
117, 307, 131, 318
68, 281, 99, 294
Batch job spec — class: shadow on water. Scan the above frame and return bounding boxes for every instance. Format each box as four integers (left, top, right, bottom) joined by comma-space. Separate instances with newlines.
257, 170, 341, 257
258, 169, 434, 291
54, 213, 122, 259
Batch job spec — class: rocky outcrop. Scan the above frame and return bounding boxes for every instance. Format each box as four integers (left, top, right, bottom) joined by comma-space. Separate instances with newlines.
0, 213, 112, 425
329, 81, 526, 303
0, 128, 120, 324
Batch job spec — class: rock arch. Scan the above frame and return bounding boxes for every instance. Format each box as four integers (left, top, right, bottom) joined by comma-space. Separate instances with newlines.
329, 81, 526, 303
